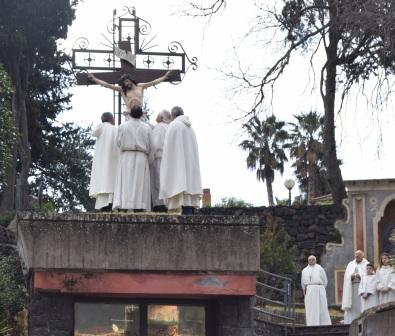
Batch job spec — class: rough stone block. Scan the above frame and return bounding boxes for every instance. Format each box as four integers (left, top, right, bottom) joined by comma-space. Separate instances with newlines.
17, 213, 260, 273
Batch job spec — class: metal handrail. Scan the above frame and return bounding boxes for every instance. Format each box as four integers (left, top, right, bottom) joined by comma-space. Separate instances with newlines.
254, 269, 296, 336
259, 268, 293, 282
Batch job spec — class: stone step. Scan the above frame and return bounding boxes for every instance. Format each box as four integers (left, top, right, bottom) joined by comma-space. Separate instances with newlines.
289, 324, 349, 336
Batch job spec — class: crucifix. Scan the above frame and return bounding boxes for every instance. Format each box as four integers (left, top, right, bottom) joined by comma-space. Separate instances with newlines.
71, 6, 197, 124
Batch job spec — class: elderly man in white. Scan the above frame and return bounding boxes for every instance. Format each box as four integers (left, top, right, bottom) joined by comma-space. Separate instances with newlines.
160, 106, 202, 215
89, 112, 119, 211
150, 110, 171, 212
301, 255, 331, 326
342, 250, 369, 324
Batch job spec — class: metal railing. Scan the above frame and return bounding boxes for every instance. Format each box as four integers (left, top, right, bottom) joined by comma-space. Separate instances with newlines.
253, 269, 296, 336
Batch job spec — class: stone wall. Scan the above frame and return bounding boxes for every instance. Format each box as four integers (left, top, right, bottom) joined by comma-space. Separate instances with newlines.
216, 297, 255, 336
198, 205, 343, 269
29, 292, 74, 336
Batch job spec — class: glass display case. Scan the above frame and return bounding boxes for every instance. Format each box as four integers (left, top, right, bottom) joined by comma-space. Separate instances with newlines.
74, 302, 206, 336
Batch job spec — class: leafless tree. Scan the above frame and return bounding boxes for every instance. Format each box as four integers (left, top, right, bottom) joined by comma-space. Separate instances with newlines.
185, 0, 395, 206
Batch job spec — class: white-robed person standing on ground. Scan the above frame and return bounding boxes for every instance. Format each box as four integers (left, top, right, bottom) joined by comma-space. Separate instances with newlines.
113, 105, 153, 212
160, 106, 202, 215
342, 250, 369, 324
151, 109, 171, 212
301, 255, 332, 326
89, 112, 119, 211
376, 252, 395, 304
358, 263, 378, 312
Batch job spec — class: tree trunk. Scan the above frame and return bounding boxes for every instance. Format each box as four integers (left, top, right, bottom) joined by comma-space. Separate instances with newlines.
322, 5, 347, 206
0, 139, 17, 212
307, 163, 316, 205
0, 57, 31, 211
17, 81, 31, 209
266, 177, 274, 206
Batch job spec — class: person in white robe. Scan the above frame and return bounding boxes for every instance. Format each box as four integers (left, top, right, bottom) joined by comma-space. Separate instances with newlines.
113, 106, 153, 211
342, 250, 369, 324
376, 252, 395, 304
358, 264, 378, 312
301, 255, 332, 326
150, 110, 171, 212
89, 112, 119, 211
159, 106, 202, 215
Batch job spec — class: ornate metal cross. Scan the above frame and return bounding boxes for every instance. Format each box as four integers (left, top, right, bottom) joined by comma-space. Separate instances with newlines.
71, 5, 197, 122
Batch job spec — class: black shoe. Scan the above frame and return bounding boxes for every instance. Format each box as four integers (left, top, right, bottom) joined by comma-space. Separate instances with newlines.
100, 203, 113, 212
181, 206, 195, 215
153, 205, 168, 213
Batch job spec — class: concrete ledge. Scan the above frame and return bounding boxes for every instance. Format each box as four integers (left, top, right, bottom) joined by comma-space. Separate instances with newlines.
349, 302, 395, 336
17, 212, 260, 273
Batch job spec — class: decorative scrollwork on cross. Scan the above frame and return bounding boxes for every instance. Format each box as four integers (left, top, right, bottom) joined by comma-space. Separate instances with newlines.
84, 53, 95, 66
139, 17, 152, 36
71, 6, 197, 86
72, 37, 89, 50
168, 41, 198, 71
143, 56, 155, 69
162, 56, 174, 69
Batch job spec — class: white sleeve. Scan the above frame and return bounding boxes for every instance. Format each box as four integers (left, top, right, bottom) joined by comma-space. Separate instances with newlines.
358, 278, 365, 296
91, 124, 102, 138
148, 128, 155, 164
301, 269, 306, 294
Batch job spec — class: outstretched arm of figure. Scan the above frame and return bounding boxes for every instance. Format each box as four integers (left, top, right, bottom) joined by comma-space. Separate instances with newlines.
87, 73, 121, 92
139, 70, 173, 89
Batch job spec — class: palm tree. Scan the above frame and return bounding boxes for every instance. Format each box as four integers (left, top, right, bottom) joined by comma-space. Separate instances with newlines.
240, 115, 289, 206
288, 111, 329, 204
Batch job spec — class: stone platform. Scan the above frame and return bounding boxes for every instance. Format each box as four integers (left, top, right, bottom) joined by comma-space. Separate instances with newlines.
16, 212, 260, 336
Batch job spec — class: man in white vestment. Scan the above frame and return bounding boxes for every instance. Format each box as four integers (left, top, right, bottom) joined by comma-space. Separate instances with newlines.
358, 264, 378, 312
151, 110, 171, 212
301, 255, 332, 326
376, 252, 395, 304
160, 106, 202, 215
113, 106, 153, 212
89, 112, 119, 211
342, 250, 369, 324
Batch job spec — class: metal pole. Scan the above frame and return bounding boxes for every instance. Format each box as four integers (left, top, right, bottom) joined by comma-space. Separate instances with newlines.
118, 93, 122, 125
288, 189, 292, 206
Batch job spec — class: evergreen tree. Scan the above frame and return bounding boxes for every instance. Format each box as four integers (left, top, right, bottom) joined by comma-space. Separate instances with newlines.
0, 66, 17, 192
0, 0, 78, 210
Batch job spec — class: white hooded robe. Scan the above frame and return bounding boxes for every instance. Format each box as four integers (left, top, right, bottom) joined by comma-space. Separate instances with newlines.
301, 264, 332, 326
342, 258, 369, 324
376, 265, 395, 304
159, 115, 202, 209
150, 121, 169, 207
89, 122, 119, 209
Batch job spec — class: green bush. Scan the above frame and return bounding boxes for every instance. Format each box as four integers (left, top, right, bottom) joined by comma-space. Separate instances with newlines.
260, 219, 297, 276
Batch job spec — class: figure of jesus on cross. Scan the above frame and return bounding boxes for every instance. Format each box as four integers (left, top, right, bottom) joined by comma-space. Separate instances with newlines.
72, 7, 196, 123
87, 70, 174, 116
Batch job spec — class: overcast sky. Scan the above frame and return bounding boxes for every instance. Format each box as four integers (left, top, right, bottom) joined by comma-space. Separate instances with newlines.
59, 0, 395, 206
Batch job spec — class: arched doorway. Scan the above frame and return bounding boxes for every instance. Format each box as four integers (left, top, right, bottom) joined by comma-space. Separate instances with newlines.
378, 199, 395, 255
